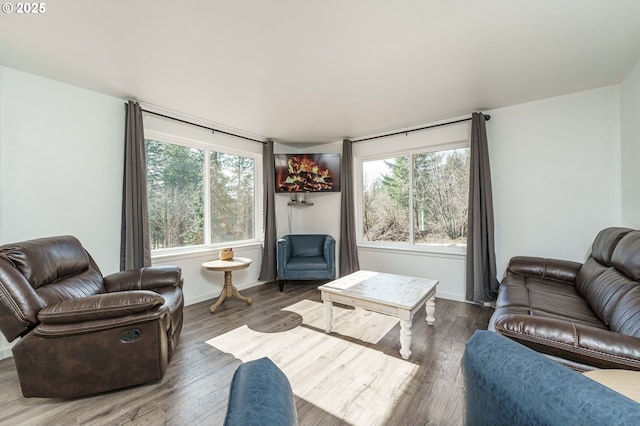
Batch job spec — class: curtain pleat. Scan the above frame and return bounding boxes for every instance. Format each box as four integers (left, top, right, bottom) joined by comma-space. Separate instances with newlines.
259, 140, 277, 281
120, 101, 151, 270
465, 113, 499, 304
339, 139, 360, 277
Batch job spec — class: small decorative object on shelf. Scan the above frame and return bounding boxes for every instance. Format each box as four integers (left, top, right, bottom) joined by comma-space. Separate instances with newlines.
220, 247, 234, 260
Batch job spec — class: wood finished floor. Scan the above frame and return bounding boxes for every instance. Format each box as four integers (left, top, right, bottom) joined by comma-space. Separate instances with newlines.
0, 282, 493, 426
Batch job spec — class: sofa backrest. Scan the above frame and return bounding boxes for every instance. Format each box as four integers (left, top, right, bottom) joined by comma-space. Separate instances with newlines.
576, 228, 640, 336
0, 235, 104, 341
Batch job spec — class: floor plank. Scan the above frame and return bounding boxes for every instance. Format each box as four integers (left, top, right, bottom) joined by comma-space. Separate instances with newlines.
0, 282, 493, 426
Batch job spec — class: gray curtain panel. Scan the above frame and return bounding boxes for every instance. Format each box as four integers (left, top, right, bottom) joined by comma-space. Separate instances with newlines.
465, 113, 499, 304
339, 139, 360, 277
259, 140, 277, 281
120, 101, 151, 270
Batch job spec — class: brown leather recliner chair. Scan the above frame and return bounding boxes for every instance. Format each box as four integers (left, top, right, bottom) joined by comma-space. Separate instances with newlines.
0, 235, 184, 398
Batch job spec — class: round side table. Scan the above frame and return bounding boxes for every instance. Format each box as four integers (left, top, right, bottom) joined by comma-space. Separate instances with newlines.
202, 257, 253, 313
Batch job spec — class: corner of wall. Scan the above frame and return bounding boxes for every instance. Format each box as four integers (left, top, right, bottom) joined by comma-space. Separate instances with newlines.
620, 59, 640, 227
0, 65, 4, 242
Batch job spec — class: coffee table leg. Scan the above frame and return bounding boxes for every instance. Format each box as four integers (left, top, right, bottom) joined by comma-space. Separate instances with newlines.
425, 295, 436, 325
324, 301, 333, 333
400, 320, 412, 359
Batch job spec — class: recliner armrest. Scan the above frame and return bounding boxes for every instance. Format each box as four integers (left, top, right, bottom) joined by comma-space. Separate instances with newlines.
493, 313, 640, 370
104, 266, 183, 292
507, 256, 582, 283
37, 290, 165, 324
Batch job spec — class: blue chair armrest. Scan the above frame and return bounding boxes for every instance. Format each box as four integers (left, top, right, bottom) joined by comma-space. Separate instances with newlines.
277, 237, 290, 275
224, 357, 298, 426
462, 331, 640, 426
323, 236, 336, 273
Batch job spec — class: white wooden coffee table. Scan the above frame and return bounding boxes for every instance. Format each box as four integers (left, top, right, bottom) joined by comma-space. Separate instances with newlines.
318, 270, 438, 359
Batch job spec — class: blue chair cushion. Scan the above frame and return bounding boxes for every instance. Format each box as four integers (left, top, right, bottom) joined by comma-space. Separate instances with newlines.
224, 357, 298, 426
286, 256, 328, 271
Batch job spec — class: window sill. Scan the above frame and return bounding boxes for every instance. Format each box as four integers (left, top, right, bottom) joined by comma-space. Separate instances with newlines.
357, 243, 466, 260
151, 242, 263, 263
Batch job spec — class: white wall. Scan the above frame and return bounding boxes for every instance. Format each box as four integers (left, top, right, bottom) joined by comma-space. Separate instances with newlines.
488, 86, 622, 275
0, 66, 125, 358
621, 59, 640, 227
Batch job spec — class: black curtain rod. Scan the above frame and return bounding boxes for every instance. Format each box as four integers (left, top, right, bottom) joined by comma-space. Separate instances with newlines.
140, 108, 267, 144
352, 114, 490, 143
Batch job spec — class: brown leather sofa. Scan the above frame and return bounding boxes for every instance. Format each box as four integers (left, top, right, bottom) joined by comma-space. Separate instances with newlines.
0, 235, 184, 398
489, 227, 640, 371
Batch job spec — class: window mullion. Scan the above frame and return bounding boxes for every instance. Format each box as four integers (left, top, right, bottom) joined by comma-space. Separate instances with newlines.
204, 150, 211, 246
409, 154, 415, 245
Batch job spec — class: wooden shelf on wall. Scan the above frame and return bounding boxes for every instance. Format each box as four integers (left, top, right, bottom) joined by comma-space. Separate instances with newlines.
287, 202, 314, 207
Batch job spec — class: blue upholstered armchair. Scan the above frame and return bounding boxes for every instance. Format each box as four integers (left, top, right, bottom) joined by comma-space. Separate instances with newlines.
276, 234, 336, 291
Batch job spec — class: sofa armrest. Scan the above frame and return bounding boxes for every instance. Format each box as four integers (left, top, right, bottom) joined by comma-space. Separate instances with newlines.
37, 290, 165, 324
104, 266, 183, 293
493, 313, 640, 370
462, 330, 640, 426
507, 256, 582, 283
224, 357, 298, 426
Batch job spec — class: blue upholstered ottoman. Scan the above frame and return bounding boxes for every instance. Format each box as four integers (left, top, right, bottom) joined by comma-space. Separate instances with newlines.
462, 330, 640, 426
224, 357, 298, 426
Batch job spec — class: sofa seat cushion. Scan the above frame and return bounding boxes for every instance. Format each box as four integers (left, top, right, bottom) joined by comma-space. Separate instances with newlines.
285, 256, 328, 271
497, 274, 604, 327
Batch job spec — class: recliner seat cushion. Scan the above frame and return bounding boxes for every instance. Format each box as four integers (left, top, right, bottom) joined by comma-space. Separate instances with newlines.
34, 268, 105, 305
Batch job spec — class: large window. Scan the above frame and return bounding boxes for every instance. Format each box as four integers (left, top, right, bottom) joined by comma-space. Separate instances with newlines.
146, 138, 257, 251
361, 146, 469, 250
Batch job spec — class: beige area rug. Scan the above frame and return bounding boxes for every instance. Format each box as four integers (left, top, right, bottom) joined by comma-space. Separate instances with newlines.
206, 299, 421, 425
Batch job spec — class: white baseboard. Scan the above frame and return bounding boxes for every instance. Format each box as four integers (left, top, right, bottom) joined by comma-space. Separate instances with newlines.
435, 291, 466, 302
184, 281, 266, 306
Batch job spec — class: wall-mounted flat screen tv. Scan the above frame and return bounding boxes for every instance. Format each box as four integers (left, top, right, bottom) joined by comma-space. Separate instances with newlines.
275, 153, 341, 193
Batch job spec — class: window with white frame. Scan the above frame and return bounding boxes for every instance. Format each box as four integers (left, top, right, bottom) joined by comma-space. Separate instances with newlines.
360, 144, 470, 250
145, 137, 258, 252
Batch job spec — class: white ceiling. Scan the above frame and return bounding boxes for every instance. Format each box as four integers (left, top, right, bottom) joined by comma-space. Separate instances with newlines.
1, 1, 639, 143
